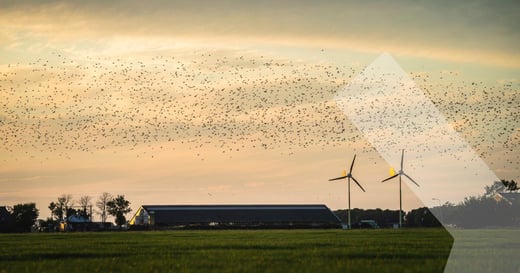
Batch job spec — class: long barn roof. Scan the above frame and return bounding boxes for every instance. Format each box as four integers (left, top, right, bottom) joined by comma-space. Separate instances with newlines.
136, 204, 341, 226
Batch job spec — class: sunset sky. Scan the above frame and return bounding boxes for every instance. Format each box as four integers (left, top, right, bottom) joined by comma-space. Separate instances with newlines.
1, 0, 518, 220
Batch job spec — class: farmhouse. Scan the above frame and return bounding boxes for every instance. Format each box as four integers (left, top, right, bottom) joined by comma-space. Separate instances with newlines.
129, 204, 341, 229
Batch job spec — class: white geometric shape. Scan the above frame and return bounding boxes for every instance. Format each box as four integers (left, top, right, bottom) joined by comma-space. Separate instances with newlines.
334, 53, 519, 273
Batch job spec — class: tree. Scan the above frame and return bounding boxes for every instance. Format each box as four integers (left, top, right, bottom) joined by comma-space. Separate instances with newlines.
107, 195, 131, 228
502, 180, 518, 192
37, 217, 57, 232
334, 208, 402, 228
79, 195, 92, 220
10, 203, 39, 232
485, 180, 519, 197
405, 207, 441, 227
49, 194, 73, 221
96, 192, 112, 223
440, 180, 520, 228
484, 181, 505, 197
66, 207, 79, 219
48, 202, 60, 220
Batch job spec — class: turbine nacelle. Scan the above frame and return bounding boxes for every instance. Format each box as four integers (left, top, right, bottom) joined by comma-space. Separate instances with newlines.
328, 154, 366, 192
381, 149, 420, 187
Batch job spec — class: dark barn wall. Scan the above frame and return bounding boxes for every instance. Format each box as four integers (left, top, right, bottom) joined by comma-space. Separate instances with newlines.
131, 205, 342, 230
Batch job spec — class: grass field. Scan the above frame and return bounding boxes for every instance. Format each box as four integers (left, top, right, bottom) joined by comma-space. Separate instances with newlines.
0, 229, 453, 273
443, 229, 520, 273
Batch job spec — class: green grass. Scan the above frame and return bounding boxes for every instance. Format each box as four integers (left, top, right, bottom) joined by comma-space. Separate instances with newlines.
0, 229, 453, 273
443, 229, 520, 273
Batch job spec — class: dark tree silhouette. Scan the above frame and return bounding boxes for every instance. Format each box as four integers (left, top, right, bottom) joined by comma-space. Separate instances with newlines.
485, 180, 519, 197
107, 195, 132, 228
334, 208, 402, 228
96, 192, 112, 223
10, 203, 39, 232
439, 180, 519, 228
36, 217, 57, 232
78, 195, 92, 220
49, 194, 73, 221
405, 207, 442, 227
502, 180, 518, 192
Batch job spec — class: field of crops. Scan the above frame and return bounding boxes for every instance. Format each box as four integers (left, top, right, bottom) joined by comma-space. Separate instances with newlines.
0, 228, 453, 273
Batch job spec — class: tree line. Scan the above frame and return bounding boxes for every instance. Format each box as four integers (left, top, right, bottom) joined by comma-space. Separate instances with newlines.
429, 179, 519, 228
0, 192, 132, 232
334, 180, 519, 228
333, 207, 442, 228
1, 180, 517, 232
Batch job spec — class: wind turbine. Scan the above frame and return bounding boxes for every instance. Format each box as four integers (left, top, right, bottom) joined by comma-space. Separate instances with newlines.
329, 155, 366, 229
381, 149, 420, 228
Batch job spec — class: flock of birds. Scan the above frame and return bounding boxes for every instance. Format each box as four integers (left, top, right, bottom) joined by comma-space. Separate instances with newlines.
0, 51, 518, 172
412, 71, 519, 170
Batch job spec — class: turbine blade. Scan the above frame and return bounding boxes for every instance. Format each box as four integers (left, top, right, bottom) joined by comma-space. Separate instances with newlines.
329, 175, 347, 181
382, 174, 399, 182
401, 149, 404, 171
403, 172, 420, 187
349, 154, 356, 174
351, 176, 366, 192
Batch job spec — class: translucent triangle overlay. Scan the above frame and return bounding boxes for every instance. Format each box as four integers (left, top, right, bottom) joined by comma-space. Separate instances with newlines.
334, 53, 519, 273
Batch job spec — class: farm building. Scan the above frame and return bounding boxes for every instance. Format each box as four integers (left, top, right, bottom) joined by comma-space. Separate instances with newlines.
129, 204, 341, 229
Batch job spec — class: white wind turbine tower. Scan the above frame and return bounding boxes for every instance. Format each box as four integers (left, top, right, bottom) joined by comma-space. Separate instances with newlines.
329, 155, 366, 229
381, 149, 420, 228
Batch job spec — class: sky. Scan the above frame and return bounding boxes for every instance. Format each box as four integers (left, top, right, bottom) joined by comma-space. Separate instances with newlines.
0, 0, 519, 220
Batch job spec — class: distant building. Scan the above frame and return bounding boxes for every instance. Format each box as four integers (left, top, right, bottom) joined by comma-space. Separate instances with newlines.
62, 214, 91, 231
129, 204, 342, 229
58, 214, 114, 232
